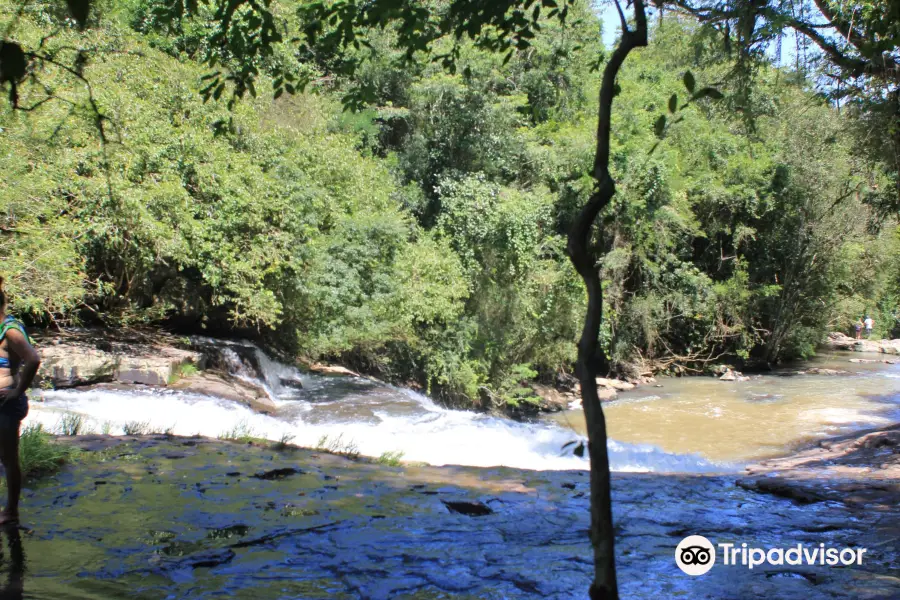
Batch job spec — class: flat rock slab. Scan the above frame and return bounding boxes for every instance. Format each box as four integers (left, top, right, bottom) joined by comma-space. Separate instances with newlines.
11, 436, 898, 600
38, 341, 203, 388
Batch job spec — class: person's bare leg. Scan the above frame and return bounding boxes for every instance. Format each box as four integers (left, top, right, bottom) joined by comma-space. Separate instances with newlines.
0, 424, 20, 524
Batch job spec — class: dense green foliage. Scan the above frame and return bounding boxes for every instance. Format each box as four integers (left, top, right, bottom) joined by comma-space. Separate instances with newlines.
1, 1, 898, 408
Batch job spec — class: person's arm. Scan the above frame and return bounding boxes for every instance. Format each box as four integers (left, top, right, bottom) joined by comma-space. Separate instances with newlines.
2, 329, 40, 400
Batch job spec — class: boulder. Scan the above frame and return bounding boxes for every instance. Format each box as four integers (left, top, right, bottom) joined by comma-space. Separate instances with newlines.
709, 364, 733, 376
826, 332, 857, 350
38, 342, 203, 388
719, 368, 750, 382
188, 338, 265, 381
825, 332, 900, 355
597, 387, 618, 402
38, 344, 118, 388
116, 347, 205, 386
279, 375, 304, 390
595, 378, 635, 391
879, 339, 900, 355
531, 384, 569, 412
308, 364, 359, 377
798, 367, 848, 376
171, 372, 276, 414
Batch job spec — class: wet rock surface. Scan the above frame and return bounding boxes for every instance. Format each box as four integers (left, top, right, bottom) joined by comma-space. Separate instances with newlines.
12, 436, 899, 600
169, 372, 275, 414
741, 424, 900, 509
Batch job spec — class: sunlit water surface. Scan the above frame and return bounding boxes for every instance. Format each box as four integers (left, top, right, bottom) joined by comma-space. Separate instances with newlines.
25, 345, 900, 473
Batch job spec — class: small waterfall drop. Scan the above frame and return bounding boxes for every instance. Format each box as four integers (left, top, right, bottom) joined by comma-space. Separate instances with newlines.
26, 339, 733, 473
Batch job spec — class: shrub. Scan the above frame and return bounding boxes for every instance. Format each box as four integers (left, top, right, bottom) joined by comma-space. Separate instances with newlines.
168, 362, 200, 384
19, 424, 77, 478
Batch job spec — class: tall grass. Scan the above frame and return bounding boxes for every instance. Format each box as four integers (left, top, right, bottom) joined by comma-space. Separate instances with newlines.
56, 412, 86, 436
18, 424, 77, 478
122, 421, 151, 436
272, 432, 296, 451
315, 433, 359, 459
376, 450, 405, 466
219, 420, 257, 442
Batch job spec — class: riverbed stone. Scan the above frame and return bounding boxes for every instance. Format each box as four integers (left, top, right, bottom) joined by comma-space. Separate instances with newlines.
531, 384, 570, 412
308, 363, 359, 377
798, 367, 850, 376
595, 377, 635, 391
170, 372, 275, 414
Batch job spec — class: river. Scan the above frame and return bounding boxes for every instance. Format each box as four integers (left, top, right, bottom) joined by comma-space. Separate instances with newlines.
10, 344, 900, 599
24, 343, 900, 474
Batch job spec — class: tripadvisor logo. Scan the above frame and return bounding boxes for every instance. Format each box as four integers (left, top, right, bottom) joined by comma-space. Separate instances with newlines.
675, 535, 716, 575
675, 535, 869, 575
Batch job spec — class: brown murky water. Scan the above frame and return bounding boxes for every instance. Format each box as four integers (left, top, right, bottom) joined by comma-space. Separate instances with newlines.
550, 353, 900, 464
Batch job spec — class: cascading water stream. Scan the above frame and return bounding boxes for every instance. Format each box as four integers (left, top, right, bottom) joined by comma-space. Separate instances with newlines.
23, 338, 728, 473
27, 340, 900, 473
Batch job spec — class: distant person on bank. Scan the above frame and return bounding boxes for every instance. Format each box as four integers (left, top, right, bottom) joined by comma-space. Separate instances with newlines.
864, 315, 875, 338
0, 278, 40, 525
855, 318, 864, 340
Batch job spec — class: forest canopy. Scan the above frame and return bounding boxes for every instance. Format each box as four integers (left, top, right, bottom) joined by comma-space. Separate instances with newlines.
1, 0, 898, 407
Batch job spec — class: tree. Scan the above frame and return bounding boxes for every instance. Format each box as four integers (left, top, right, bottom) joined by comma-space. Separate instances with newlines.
671, 0, 899, 206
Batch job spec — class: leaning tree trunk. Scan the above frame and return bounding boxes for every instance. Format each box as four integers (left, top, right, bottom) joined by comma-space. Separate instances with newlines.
565, 2, 647, 599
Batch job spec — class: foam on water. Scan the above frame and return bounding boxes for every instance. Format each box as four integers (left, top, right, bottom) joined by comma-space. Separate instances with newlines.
24, 385, 726, 474
20, 340, 734, 473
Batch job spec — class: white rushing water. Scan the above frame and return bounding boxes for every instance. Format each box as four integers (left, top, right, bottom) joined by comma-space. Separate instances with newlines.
23, 341, 728, 473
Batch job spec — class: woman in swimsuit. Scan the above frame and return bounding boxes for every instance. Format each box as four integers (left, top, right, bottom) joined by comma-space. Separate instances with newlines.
0, 278, 41, 525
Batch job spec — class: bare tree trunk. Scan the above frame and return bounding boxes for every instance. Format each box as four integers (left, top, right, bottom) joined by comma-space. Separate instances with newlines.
566, 2, 647, 598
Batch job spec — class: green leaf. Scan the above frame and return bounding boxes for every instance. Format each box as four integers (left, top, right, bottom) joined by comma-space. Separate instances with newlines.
683, 71, 695, 94
668, 94, 678, 114
654, 114, 667, 138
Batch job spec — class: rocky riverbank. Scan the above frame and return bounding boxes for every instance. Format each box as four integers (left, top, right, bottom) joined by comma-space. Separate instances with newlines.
9, 429, 897, 600
739, 424, 900, 508
30, 327, 633, 419
825, 332, 900, 355
32, 330, 281, 413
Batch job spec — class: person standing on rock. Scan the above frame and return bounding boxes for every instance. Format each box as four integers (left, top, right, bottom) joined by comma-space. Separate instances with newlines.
864, 315, 875, 338
855, 318, 864, 340
0, 278, 40, 526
